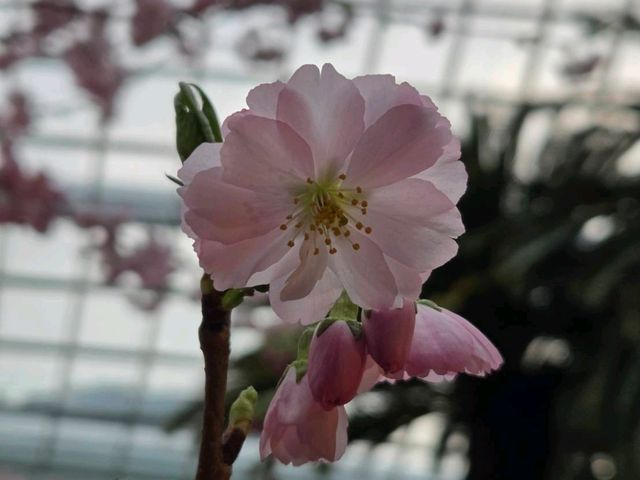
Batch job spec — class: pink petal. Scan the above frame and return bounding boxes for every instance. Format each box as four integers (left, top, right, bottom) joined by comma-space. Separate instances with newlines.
307, 320, 367, 409
222, 83, 284, 136
405, 304, 503, 379
447, 311, 504, 371
364, 301, 416, 374
364, 209, 459, 271
413, 127, 467, 203
406, 305, 475, 376
195, 228, 290, 290
260, 370, 349, 465
280, 238, 329, 301
176, 142, 221, 185
221, 108, 248, 138
353, 74, 424, 127
367, 178, 458, 224
357, 356, 385, 393
329, 230, 397, 310
181, 168, 290, 244
247, 81, 285, 118
269, 269, 342, 325
221, 114, 314, 192
385, 256, 428, 301
299, 405, 348, 463
277, 64, 365, 177
345, 104, 452, 189
357, 178, 463, 271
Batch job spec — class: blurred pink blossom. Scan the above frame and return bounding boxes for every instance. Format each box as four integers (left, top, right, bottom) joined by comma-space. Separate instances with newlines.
178, 64, 465, 324
32, 0, 78, 36
103, 235, 176, 291
0, 142, 65, 232
0, 91, 31, 139
307, 320, 366, 409
260, 367, 348, 465
131, 0, 176, 46
64, 13, 126, 118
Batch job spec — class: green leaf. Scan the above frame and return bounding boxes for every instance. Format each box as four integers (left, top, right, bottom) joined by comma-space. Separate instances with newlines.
174, 82, 222, 162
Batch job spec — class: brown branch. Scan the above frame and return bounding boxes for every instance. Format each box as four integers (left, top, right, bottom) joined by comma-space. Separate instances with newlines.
196, 274, 231, 480
222, 427, 248, 466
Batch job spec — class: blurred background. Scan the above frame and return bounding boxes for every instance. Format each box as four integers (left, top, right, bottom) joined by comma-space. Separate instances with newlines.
0, 0, 639, 479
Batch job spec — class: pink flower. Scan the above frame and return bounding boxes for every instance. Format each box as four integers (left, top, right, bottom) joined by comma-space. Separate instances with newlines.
363, 301, 416, 374
260, 367, 348, 465
178, 64, 465, 323
403, 303, 503, 382
307, 320, 366, 409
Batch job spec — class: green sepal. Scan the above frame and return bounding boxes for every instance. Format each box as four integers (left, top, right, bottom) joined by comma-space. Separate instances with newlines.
296, 326, 316, 361
228, 386, 258, 434
417, 299, 442, 311
221, 288, 247, 311
327, 290, 359, 321
291, 359, 308, 383
174, 82, 222, 162
316, 317, 363, 339
165, 173, 184, 186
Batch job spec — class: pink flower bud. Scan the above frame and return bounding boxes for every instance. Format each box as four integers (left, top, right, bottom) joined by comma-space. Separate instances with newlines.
405, 303, 503, 381
364, 301, 416, 373
307, 320, 366, 410
260, 368, 348, 465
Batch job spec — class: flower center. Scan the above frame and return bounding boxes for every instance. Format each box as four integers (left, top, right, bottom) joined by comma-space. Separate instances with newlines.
279, 174, 373, 255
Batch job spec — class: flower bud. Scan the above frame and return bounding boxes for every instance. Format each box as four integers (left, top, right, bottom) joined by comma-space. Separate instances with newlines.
307, 320, 366, 410
364, 301, 416, 374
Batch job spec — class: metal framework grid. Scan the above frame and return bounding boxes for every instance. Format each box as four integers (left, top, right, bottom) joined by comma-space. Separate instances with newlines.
0, 0, 638, 479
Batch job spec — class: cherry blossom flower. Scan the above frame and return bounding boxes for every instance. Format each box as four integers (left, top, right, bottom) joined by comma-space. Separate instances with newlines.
178, 64, 465, 323
402, 303, 503, 382
260, 367, 348, 465
363, 301, 416, 374
307, 320, 366, 409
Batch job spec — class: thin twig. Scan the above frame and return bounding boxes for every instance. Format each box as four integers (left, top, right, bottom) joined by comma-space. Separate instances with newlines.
196, 274, 231, 480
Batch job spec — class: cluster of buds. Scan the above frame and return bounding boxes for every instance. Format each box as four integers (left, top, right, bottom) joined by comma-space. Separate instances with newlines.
260, 296, 502, 464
